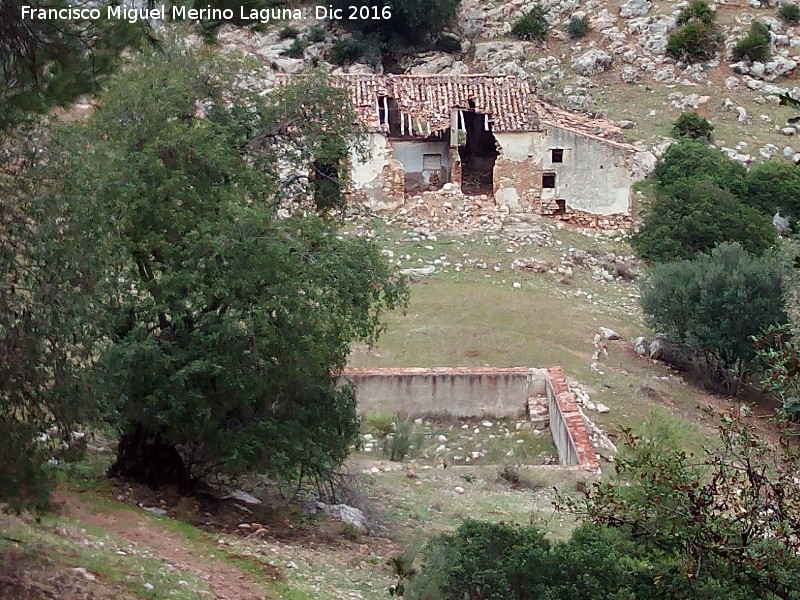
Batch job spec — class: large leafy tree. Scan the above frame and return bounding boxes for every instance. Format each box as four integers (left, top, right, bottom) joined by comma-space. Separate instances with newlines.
55, 46, 406, 486
640, 243, 787, 390
0, 0, 151, 130
0, 125, 109, 508
633, 179, 775, 263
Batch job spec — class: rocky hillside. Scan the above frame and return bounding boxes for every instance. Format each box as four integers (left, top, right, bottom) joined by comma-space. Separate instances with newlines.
217, 0, 800, 164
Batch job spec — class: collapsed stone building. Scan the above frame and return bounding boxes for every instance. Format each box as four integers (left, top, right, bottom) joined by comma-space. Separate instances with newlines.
337, 73, 651, 228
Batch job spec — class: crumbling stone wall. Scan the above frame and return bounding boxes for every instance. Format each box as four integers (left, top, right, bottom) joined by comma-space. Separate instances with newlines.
342, 366, 600, 471
546, 367, 600, 472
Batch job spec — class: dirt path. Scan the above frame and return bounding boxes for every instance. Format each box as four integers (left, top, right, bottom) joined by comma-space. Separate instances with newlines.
55, 491, 271, 600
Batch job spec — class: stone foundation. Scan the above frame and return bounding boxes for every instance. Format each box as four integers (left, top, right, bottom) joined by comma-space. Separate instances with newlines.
341, 366, 600, 471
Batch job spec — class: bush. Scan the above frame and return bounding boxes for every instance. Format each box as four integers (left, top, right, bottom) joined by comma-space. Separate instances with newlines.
745, 160, 800, 225
511, 4, 550, 41
671, 111, 714, 141
641, 243, 786, 389
365, 412, 396, 438
383, 420, 423, 461
667, 22, 719, 61
278, 24, 299, 39
667, 0, 720, 62
282, 37, 307, 58
677, 0, 716, 26
778, 2, 800, 25
328, 35, 379, 65
306, 25, 326, 44
633, 180, 775, 262
651, 139, 747, 196
405, 519, 759, 600
732, 21, 771, 62
330, 0, 461, 46
565, 14, 590, 38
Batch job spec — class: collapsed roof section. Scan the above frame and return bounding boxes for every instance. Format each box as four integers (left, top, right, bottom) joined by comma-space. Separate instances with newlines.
330, 73, 635, 149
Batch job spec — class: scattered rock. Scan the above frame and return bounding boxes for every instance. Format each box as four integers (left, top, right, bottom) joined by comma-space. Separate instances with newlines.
319, 503, 369, 534
598, 327, 621, 341
571, 49, 613, 76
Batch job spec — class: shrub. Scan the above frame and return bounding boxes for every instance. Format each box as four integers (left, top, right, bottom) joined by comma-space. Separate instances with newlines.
383, 420, 423, 461
651, 139, 747, 196
633, 180, 775, 262
511, 4, 550, 41
677, 0, 716, 26
279, 24, 299, 39
671, 111, 714, 141
745, 160, 800, 224
307, 25, 326, 43
405, 518, 762, 600
565, 14, 590, 38
282, 37, 307, 58
641, 243, 786, 389
328, 35, 379, 65
778, 2, 800, 25
666, 22, 719, 61
667, 0, 720, 62
365, 411, 396, 438
732, 21, 771, 62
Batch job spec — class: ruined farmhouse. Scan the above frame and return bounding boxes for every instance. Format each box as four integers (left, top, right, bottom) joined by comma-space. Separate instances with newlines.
337, 73, 651, 228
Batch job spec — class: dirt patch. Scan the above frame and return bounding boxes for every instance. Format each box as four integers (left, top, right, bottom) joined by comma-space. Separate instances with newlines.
54, 491, 273, 600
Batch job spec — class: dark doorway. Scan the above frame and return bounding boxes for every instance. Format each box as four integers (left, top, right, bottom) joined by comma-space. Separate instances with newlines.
458, 110, 498, 195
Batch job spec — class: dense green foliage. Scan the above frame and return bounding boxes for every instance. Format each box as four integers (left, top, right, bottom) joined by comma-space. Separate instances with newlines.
633, 180, 774, 262
565, 14, 590, 38
510, 5, 550, 41
408, 518, 771, 600
640, 243, 786, 388
0, 0, 149, 129
0, 127, 107, 509
733, 21, 772, 62
666, 0, 720, 62
1, 45, 407, 499
745, 158, 800, 225
573, 416, 800, 600
328, 35, 382, 66
671, 111, 714, 141
330, 0, 461, 47
652, 139, 747, 196
755, 323, 800, 419
778, 2, 800, 25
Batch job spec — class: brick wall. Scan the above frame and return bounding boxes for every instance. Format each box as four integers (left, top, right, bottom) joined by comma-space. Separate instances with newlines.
546, 367, 600, 472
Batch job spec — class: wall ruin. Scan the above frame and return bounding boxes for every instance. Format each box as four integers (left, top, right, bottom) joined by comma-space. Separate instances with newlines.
341, 366, 599, 471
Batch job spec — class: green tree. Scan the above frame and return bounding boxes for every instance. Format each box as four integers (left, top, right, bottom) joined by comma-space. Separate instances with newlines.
745, 160, 800, 225
640, 243, 786, 389
53, 47, 407, 486
0, 124, 109, 509
0, 0, 151, 129
511, 5, 550, 41
651, 138, 747, 196
633, 180, 774, 263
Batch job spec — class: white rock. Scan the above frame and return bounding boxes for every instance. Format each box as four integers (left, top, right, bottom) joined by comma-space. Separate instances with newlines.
143, 583, 155, 592
571, 49, 613, 76
226, 490, 262, 505
454, 486, 465, 494
598, 327, 621, 340
320, 503, 369, 534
